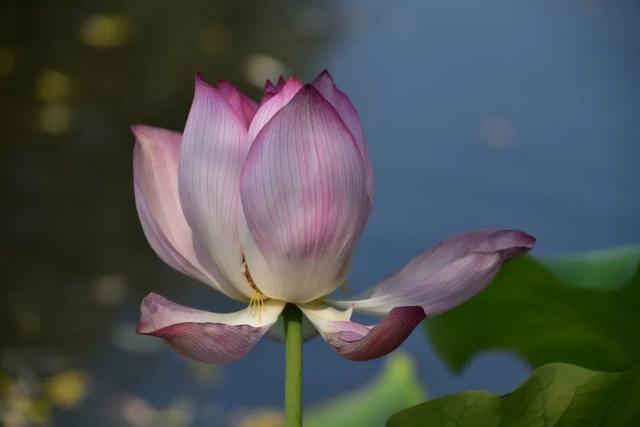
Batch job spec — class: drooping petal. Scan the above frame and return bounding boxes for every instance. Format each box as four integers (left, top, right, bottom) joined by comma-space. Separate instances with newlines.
332, 230, 536, 316
214, 79, 258, 127
247, 76, 303, 144
312, 70, 373, 203
137, 293, 285, 364
240, 85, 370, 303
299, 301, 425, 361
132, 125, 243, 299
178, 75, 253, 299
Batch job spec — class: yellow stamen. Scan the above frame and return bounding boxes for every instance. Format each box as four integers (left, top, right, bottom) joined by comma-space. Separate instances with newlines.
242, 255, 268, 319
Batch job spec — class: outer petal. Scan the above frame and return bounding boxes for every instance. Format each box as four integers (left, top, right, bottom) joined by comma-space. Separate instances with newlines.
137, 293, 285, 364
247, 76, 303, 144
133, 125, 241, 299
240, 85, 370, 303
179, 75, 253, 299
214, 79, 258, 127
312, 70, 373, 203
299, 301, 425, 361
333, 230, 536, 316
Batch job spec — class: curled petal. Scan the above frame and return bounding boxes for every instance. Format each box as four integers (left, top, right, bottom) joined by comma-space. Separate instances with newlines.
240, 85, 370, 303
132, 125, 238, 297
312, 70, 373, 203
247, 76, 303, 143
179, 75, 253, 299
333, 230, 536, 316
137, 293, 285, 364
299, 302, 425, 361
214, 79, 258, 127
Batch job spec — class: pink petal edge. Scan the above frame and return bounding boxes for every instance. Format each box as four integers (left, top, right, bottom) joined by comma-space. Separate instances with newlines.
137, 293, 284, 364
332, 229, 535, 317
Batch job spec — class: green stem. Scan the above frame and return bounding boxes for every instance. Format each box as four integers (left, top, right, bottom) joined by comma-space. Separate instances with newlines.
283, 303, 303, 427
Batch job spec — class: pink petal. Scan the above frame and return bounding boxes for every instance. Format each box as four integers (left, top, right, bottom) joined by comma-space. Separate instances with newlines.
247, 76, 303, 143
137, 293, 285, 364
333, 230, 535, 316
214, 79, 258, 127
299, 302, 425, 361
260, 79, 277, 105
240, 85, 370, 303
132, 125, 244, 300
312, 70, 373, 203
178, 75, 253, 299
275, 76, 286, 90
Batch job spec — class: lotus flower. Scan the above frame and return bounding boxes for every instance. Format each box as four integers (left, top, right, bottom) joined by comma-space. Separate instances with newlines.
133, 70, 535, 363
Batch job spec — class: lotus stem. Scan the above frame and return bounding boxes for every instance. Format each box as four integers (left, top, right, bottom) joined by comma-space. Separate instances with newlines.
283, 303, 303, 427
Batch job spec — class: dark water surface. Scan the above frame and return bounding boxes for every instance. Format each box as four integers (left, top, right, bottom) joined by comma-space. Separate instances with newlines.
1, 0, 639, 426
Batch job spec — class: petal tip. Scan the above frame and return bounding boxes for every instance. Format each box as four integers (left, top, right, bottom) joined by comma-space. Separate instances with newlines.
130, 124, 158, 142
264, 79, 275, 90
314, 69, 333, 83
194, 72, 215, 93
130, 123, 145, 136
512, 230, 536, 248
135, 320, 149, 335
501, 229, 536, 258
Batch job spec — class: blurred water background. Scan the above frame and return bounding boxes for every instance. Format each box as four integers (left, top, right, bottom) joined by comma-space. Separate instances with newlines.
1, 0, 639, 426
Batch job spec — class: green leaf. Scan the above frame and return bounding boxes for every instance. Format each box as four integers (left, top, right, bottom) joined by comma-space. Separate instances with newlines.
426, 247, 640, 372
306, 353, 427, 427
542, 245, 640, 290
387, 363, 640, 427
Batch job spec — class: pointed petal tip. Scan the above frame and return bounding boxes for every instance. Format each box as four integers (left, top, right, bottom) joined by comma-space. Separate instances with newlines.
511, 230, 536, 248
314, 69, 333, 83
130, 123, 145, 137
131, 124, 181, 144
289, 83, 326, 105
135, 320, 148, 334
131, 124, 167, 142
194, 72, 216, 93
275, 75, 286, 89
498, 229, 536, 259
284, 75, 303, 88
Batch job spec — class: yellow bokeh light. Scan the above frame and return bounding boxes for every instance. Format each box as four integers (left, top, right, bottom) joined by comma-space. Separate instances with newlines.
79, 14, 131, 48
45, 370, 88, 409
235, 410, 284, 427
245, 53, 286, 88
35, 70, 72, 102
37, 103, 73, 135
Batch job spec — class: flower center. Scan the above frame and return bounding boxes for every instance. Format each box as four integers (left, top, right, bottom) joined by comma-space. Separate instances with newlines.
241, 255, 268, 317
